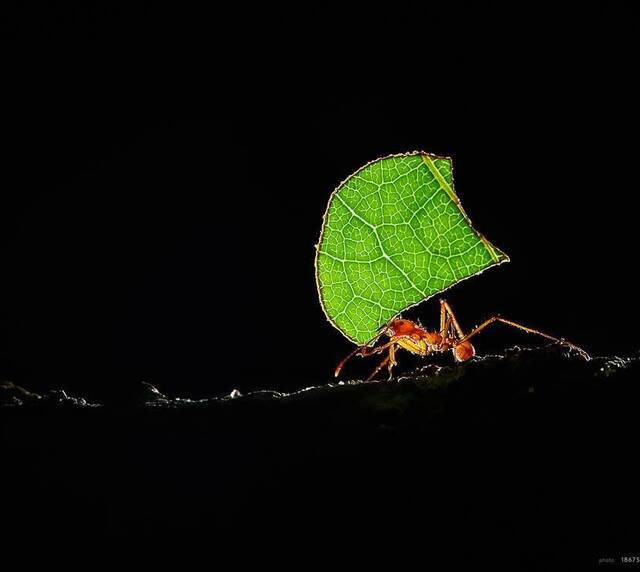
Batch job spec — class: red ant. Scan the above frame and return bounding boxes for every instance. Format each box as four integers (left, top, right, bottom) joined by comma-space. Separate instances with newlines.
335, 299, 589, 381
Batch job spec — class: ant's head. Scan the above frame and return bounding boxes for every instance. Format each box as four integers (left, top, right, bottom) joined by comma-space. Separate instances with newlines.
453, 340, 475, 362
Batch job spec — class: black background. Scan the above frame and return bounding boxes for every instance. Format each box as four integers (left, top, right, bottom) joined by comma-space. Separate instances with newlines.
2, 3, 639, 400
2, 3, 640, 565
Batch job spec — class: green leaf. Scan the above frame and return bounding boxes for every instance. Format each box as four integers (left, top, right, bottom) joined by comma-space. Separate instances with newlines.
315, 152, 509, 345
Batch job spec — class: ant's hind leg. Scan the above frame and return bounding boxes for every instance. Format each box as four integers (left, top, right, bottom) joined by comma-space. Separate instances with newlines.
458, 316, 590, 360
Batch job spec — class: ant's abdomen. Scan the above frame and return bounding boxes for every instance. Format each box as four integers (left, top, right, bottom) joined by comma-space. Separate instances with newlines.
454, 341, 475, 362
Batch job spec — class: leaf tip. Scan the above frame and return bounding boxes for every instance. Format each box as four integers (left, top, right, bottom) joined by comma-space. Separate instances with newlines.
477, 232, 509, 264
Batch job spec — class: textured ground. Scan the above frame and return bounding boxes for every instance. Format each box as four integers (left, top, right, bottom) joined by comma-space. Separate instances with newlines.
2, 345, 639, 568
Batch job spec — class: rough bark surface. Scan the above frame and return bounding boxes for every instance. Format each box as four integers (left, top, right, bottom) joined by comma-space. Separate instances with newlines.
2, 345, 638, 568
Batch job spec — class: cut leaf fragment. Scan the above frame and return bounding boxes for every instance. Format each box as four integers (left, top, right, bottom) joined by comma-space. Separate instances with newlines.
315, 152, 509, 345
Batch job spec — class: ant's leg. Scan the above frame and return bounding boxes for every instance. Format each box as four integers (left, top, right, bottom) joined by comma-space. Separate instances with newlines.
440, 300, 466, 340
386, 343, 397, 380
439, 300, 447, 336
442, 316, 453, 342
366, 353, 392, 382
459, 317, 557, 344
334, 340, 396, 377
439, 302, 456, 344
458, 317, 590, 360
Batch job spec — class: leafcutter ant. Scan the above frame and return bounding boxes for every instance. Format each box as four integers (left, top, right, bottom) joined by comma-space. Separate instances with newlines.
335, 299, 589, 381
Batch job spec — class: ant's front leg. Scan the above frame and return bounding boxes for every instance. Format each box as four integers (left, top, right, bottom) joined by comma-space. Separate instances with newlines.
334, 340, 396, 378
366, 342, 399, 382
385, 343, 397, 380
